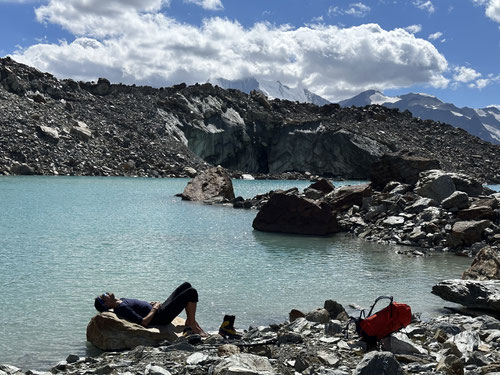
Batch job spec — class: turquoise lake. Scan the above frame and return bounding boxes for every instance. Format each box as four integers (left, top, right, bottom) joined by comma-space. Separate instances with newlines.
0, 176, 489, 370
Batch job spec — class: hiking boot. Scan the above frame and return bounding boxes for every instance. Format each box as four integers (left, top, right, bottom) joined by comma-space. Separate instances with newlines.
219, 315, 242, 339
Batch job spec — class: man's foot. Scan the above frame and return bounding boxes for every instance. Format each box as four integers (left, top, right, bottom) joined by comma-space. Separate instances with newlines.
186, 320, 208, 337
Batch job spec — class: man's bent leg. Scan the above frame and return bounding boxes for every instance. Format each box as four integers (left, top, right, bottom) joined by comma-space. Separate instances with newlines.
152, 282, 199, 325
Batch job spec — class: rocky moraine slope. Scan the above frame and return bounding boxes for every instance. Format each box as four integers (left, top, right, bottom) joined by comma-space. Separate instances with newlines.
1, 57, 500, 182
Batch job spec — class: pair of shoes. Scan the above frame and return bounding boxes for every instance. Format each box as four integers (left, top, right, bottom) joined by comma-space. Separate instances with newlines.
219, 315, 242, 339
183, 327, 202, 345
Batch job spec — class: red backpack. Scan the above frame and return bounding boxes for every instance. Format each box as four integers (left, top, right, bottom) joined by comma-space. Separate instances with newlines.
352, 296, 412, 343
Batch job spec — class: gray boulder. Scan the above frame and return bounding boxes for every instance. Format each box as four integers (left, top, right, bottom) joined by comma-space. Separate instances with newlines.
442, 191, 470, 210
353, 351, 403, 375
432, 279, 500, 312
462, 246, 500, 280
415, 170, 456, 203
70, 124, 92, 141
324, 183, 372, 212
252, 193, 340, 235
213, 353, 274, 375
181, 166, 235, 203
451, 330, 480, 356
305, 308, 330, 324
308, 178, 335, 194
324, 299, 347, 320
446, 220, 491, 248
381, 332, 427, 355
36, 125, 59, 143
405, 197, 436, 214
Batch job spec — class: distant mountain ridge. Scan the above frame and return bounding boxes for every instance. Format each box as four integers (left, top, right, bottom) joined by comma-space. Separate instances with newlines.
339, 90, 500, 145
209, 77, 330, 106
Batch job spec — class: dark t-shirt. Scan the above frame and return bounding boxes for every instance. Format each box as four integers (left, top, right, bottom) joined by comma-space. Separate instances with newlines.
114, 298, 152, 325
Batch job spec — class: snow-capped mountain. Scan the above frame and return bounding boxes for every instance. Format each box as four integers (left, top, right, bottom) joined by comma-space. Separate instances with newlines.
339, 90, 500, 145
209, 77, 330, 106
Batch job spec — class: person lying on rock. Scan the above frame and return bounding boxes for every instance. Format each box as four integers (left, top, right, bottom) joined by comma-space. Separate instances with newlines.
94, 282, 206, 335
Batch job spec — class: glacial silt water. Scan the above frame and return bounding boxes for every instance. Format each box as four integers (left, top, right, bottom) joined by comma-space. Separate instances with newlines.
0, 176, 477, 369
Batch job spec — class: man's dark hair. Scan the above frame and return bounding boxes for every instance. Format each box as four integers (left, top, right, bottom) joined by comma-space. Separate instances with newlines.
94, 297, 109, 312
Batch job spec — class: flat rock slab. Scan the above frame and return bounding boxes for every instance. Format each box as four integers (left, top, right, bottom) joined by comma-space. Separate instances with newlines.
432, 279, 500, 312
86, 312, 185, 351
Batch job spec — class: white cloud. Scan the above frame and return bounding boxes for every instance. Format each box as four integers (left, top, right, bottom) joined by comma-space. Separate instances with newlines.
485, 0, 500, 22
413, 0, 435, 14
11, 3, 449, 102
474, 78, 490, 88
405, 24, 422, 34
453, 66, 481, 82
428, 31, 443, 40
184, 0, 223, 11
472, 0, 500, 23
328, 2, 370, 18
311, 16, 324, 23
345, 3, 371, 17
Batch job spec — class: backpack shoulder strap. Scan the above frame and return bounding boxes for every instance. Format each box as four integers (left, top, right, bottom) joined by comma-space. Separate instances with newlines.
366, 296, 393, 317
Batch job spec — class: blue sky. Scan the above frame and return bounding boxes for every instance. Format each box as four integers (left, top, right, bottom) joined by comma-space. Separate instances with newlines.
1, 0, 499, 108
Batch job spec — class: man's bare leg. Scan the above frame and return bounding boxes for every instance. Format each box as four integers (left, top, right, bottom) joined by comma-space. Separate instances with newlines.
185, 301, 206, 336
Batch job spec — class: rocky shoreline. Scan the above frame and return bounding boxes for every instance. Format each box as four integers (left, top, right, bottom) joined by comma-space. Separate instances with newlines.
2, 299, 500, 375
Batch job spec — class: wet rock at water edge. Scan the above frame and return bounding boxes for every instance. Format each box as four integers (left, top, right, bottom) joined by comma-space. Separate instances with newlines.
446, 220, 492, 248
86, 312, 185, 351
462, 246, 500, 280
305, 308, 330, 324
324, 299, 348, 320
181, 166, 235, 204
432, 279, 500, 312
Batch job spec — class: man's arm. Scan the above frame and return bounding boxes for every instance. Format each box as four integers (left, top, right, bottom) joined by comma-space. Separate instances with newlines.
141, 302, 161, 327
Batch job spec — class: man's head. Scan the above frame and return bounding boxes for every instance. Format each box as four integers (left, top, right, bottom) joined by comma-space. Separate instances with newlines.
94, 292, 117, 312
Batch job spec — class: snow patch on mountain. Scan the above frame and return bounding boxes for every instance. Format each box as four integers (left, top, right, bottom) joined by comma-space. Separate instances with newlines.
369, 92, 400, 105
483, 124, 500, 142
209, 77, 330, 106
340, 90, 500, 145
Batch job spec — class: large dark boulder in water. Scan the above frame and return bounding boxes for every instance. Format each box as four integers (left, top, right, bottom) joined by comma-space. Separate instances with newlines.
462, 246, 500, 280
252, 193, 340, 235
181, 166, 235, 203
370, 153, 440, 189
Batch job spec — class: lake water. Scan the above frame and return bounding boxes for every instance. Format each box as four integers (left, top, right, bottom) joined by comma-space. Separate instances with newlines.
0, 176, 483, 369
